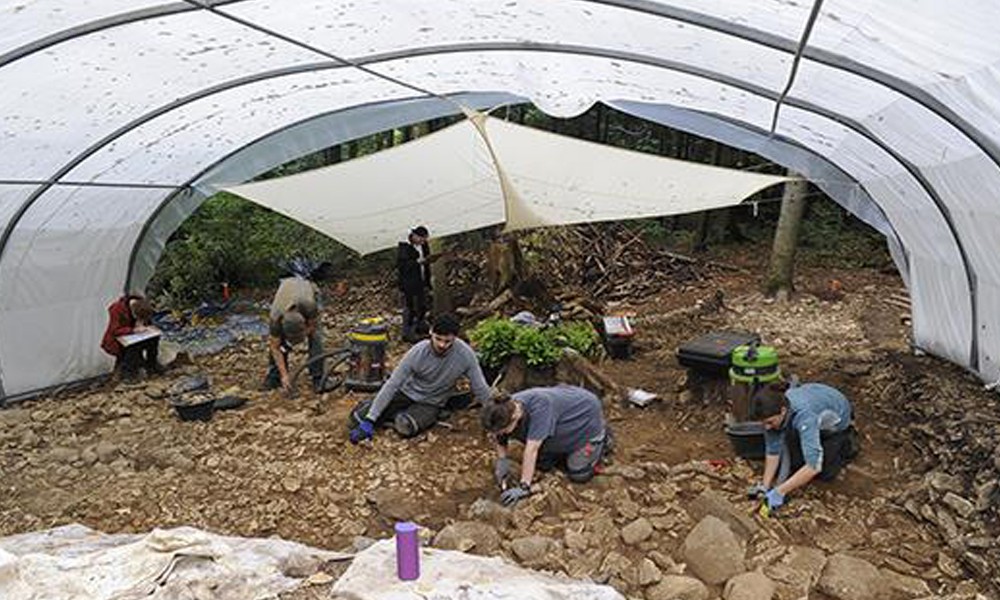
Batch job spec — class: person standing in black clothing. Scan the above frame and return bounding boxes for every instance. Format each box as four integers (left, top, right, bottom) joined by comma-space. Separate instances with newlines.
398, 225, 432, 341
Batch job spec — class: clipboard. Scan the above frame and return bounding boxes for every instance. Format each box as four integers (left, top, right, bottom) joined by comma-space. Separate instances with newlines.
116, 327, 161, 347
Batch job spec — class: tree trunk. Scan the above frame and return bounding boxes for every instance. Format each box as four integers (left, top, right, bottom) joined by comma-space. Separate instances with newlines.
429, 237, 454, 315
765, 173, 809, 299
485, 232, 525, 294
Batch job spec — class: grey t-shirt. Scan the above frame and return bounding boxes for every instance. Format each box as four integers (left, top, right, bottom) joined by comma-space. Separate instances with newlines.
512, 385, 605, 455
269, 277, 318, 337
366, 338, 490, 421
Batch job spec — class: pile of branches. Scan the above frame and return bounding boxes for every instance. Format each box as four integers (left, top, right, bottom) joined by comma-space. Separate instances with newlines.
523, 223, 741, 302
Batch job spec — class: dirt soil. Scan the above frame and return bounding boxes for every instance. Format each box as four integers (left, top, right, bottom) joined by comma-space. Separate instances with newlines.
1, 248, 997, 600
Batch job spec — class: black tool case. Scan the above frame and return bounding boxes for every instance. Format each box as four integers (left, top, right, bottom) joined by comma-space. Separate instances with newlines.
676, 331, 761, 376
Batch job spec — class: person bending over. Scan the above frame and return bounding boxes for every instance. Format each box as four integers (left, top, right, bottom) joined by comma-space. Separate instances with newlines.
480, 385, 611, 506
749, 381, 859, 514
264, 275, 327, 394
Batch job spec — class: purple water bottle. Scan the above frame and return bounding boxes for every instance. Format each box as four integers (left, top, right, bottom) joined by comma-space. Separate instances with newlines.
395, 521, 420, 581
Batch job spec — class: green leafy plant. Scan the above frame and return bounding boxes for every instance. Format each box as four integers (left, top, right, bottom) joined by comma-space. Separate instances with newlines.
550, 321, 601, 357
470, 318, 601, 368
468, 317, 519, 368
511, 327, 563, 367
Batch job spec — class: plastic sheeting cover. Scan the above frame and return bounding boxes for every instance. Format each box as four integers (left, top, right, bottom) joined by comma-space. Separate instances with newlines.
333, 539, 624, 600
0, 524, 349, 600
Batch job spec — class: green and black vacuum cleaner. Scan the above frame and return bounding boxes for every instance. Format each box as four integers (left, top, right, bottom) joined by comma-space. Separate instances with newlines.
725, 342, 781, 459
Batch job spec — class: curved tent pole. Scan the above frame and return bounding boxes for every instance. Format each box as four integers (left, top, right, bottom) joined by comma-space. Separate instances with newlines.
0, 45, 981, 369
3, 0, 998, 176
769, 0, 825, 133
0, 1, 246, 69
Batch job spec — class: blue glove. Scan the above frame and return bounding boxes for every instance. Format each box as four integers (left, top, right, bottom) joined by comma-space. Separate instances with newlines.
747, 482, 768, 500
500, 482, 531, 506
350, 419, 375, 444
765, 488, 785, 511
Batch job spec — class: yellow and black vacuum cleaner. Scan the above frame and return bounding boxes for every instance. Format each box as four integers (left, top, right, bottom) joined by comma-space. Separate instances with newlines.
345, 317, 389, 392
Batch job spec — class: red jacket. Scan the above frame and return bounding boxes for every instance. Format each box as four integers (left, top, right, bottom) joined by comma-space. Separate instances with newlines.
101, 295, 141, 357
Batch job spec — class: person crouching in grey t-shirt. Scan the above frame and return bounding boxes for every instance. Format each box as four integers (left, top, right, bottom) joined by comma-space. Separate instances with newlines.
480, 385, 611, 506
348, 313, 491, 443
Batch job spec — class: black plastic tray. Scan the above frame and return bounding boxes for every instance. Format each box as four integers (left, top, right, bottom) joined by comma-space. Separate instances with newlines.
676, 330, 760, 376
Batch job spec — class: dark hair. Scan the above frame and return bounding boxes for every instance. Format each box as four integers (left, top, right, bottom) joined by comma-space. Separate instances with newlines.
480, 393, 517, 432
130, 297, 154, 322
411, 225, 429, 238
431, 313, 460, 336
751, 382, 790, 420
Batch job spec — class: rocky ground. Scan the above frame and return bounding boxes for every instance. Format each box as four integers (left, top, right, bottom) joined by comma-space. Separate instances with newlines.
1, 247, 998, 600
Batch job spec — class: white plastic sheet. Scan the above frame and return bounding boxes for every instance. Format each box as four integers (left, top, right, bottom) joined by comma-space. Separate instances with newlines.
4, 0, 1000, 396
0, 524, 348, 600
333, 539, 624, 600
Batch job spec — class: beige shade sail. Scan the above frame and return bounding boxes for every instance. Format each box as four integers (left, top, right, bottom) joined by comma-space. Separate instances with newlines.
226, 115, 790, 254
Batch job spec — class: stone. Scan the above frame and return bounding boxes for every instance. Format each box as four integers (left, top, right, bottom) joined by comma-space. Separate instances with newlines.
925, 472, 963, 495
564, 529, 588, 552
724, 570, 776, 600
621, 518, 654, 546
646, 576, 709, 600
467, 498, 513, 528
433, 521, 500, 555
649, 550, 685, 575
683, 516, 746, 584
880, 568, 931, 599
95, 441, 118, 464
366, 488, 421, 522
817, 553, 884, 600
639, 558, 663, 586
50, 446, 79, 464
974, 480, 997, 512
281, 476, 302, 493
686, 490, 759, 540
936, 552, 963, 578
941, 492, 976, 519
510, 535, 555, 565
599, 551, 636, 586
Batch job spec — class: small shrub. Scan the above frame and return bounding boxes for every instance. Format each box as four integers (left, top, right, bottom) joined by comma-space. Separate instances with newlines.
468, 317, 519, 368
511, 327, 563, 367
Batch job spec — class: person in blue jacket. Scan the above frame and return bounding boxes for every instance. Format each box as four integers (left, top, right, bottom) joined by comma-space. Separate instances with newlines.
748, 381, 859, 513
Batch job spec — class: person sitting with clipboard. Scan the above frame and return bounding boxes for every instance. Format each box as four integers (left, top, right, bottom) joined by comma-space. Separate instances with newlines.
101, 294, 163, 382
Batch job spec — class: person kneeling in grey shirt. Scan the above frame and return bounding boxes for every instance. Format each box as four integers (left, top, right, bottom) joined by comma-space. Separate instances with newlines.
481, 385, 612, 505
349, 313, 491, 443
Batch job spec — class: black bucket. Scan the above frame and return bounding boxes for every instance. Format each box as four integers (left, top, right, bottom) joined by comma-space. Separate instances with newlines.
725, 420, 766, 459
170, 394, 215, 422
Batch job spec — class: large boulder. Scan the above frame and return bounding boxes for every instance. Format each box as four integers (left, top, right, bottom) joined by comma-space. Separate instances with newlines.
817, 553, 884, 600
686, 490, 759, 540
683, 516, 746, 584
880, 569, 931, 599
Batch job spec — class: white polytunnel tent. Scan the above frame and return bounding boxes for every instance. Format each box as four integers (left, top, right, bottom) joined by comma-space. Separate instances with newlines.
1, 0, 999, 401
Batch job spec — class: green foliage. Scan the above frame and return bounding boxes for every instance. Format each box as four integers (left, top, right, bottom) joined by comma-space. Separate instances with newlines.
469, 318, 600, 368
511, 326, 563, 367
149, 192, 353, 307
468, 317, 519, 369
549, 320, 602, 358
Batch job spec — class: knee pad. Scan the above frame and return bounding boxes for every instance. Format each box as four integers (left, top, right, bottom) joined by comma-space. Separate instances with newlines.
393, 412, 420, 438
